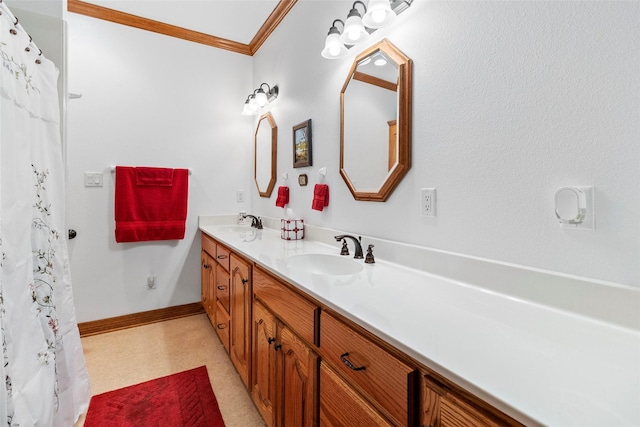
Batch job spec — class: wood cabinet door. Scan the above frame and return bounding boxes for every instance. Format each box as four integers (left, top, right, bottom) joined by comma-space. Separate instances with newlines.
278, 325, 318, 427
201, 251, 215, 323
422, 375, 518, 427
252, 301, 278, 427
319, 361, 392, 427
230, 254, 251, 388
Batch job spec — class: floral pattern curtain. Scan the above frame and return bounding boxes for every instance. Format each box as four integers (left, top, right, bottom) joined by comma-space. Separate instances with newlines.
0, 4, 90, 426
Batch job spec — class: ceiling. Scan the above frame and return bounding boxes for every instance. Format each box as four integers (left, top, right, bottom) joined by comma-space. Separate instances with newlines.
68, 0, 298, 55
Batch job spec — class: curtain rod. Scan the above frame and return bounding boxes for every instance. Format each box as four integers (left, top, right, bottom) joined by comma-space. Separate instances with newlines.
0, 0, 45, 64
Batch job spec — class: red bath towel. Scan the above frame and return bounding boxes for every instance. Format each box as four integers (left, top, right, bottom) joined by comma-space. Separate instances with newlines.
115, 166, 189, 242
312, 184, 329, 211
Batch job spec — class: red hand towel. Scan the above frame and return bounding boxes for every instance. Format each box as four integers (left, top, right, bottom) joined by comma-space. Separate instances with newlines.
275, 186, 289, 208
115, 166, 189, 243
312, 184, 329, 211
135, 167, 174, 186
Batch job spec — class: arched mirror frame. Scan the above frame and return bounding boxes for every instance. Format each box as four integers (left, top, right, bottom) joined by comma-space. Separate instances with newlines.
254, 112, 277, 198
340, 38, 412, 202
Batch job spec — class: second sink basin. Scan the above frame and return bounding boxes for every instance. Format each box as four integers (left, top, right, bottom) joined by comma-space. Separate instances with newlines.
287, 253, 364, 276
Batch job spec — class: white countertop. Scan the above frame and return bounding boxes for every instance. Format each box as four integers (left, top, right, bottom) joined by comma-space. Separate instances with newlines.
199, 216, 640, 427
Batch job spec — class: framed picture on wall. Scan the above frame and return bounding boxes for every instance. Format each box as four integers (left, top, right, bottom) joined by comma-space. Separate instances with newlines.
293, 119, 312, 168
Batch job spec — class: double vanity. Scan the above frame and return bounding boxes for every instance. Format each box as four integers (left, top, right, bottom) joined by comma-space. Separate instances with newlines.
200, 215, 639, 427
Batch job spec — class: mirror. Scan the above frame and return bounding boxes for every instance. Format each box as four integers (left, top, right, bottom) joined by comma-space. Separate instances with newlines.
340, 39, 412, 201
254, 112, 277, 197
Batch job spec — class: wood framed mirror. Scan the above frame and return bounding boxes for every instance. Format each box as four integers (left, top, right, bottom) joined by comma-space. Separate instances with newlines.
254, 112, 277, 198
340, 39, 412, 201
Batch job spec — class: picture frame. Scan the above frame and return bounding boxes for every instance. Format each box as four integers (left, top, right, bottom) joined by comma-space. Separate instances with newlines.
293, 119, 312, 168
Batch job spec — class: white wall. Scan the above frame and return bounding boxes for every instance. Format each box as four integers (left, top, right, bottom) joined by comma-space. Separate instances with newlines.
66, 13, 253, 321
251, 0, 640, 286
5, 0, 64, 19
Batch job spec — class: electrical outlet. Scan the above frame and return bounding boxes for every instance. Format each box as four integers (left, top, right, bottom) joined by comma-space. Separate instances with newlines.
421, 188, 436, 217
147, 275, 156, 289
236, 190, 245, 203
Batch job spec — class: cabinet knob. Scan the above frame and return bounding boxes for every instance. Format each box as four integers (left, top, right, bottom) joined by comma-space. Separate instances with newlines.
241, 278, 249, 285
217, 285, 226, 290
216, 323, 226, 330
274, 344, 282, 351
340, 352, 366, 371
203, 263, 211, 269
217, 254, 228, 260
268, 337, 276, 345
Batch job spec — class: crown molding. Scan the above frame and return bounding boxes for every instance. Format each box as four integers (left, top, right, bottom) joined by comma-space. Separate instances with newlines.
67, 0, 298, 56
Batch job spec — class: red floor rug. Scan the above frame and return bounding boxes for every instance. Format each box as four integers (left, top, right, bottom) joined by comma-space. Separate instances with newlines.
84, 366, 225, 427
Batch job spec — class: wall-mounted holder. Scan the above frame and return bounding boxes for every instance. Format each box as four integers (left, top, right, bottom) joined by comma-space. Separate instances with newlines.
554, 186, 594, 230
317, 167, 327, 183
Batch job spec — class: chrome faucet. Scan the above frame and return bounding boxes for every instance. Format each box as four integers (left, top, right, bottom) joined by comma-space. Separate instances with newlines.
243, 214, 263, 229
334, 235, 363, 259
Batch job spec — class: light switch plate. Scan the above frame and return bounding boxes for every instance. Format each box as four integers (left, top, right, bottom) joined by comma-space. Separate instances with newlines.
84, 172, 103, 187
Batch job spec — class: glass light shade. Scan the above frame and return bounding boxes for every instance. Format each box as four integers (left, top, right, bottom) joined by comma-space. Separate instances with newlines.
241, 100, 256, 115
255, 89, 268, 107
340, 14, 369, 44
362, 0, 396, 28
322, 32, 348, 59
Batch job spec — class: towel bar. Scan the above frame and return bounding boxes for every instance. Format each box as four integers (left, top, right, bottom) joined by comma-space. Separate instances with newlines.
110, 166, 193, 175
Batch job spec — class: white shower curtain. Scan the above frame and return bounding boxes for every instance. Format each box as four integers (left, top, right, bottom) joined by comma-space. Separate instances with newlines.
0, 4, 90, 427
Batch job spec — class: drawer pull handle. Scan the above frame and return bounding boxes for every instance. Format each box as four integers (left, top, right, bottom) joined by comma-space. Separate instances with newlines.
340, 353, 366, 371
203, 264, 211, 269
217, 255, 228, 260
268, 337, 276, 345
274, 344, 282, 351
216, 323, 226, 329
217, 285, 226, 291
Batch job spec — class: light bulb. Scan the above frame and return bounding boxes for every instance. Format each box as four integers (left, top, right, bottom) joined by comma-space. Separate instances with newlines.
371, 9, 386, 23
255, 90, 268, 107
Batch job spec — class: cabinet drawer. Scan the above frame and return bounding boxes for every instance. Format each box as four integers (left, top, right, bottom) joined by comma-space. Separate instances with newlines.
216, 244, 231, 271
320, 311, 417, 426
319, 361, 392, 426
214, 301, 230, 354
216, 265, 230, 312
254, 267, 318, 346
202, 233, 216, 257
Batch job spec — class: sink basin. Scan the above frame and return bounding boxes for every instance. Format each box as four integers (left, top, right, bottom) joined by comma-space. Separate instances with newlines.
216, 225, 254, 233
287, 254, 363, 276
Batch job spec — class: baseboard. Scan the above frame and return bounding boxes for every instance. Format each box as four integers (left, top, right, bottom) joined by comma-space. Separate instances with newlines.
78, 302, 205, 337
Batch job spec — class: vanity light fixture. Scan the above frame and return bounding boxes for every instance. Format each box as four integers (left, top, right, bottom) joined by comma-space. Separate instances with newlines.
373, 52, 388, 66
321, 19, 349, 59
362, 0, 396, 28
339, 1, 370, 45
321, 0, 413, 60
241, 83, 279, 116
